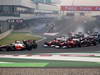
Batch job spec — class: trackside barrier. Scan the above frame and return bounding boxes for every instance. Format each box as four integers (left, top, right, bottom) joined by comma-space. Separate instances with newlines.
0, 54, 96, 57
0, 29, 13, 40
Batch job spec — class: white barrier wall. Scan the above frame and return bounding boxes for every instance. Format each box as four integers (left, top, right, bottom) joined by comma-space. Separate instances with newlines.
0, 29, 13, 40
61, 0, 100, 6
38, 3, 60, 11
64, 11, 100, 17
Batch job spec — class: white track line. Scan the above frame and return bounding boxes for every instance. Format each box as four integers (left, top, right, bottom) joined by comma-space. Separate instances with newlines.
0, 54, 100, 63
45, 53, 100, 56
0, 62, 13, 63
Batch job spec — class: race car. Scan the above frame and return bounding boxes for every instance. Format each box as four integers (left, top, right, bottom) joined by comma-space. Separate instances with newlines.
43, 39, 61, 48
70, 33, 97, 47
43, 36, 67, 48
43, 32, 97, 49
43, 35, 81, 49
0, 40, 38, 51
54, 41, 67, 49
79, 36, 97, 47
54, 38, 80, 49
91, 32, 100, 44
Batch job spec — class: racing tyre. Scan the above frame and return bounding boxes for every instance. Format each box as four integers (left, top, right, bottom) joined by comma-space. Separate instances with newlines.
43, 44, 48, 48
55, 45, 60, 49
93, 42, 97, 46
62, 46, 67, 49
33, 44, 38, 49
1, 48, 8, 51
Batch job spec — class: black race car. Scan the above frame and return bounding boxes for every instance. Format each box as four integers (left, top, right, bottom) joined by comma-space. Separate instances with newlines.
79, 36, 97, 47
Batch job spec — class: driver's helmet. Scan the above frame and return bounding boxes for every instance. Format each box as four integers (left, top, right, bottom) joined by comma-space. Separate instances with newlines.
15, 40, 20, 44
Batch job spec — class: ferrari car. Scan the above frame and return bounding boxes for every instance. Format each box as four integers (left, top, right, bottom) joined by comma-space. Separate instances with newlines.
43, 36, 67, 48
54, 38, 80, 49
43, 39, 61, 48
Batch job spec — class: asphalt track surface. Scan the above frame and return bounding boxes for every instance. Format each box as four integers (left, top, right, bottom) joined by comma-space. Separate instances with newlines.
0, 31, 100, 55
0, 40, 100, 55
0, 16, 100, 55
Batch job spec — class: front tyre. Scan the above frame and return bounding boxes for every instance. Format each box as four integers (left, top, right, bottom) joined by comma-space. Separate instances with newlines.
43, 44, 49, 47
62, 46, 67, 49
55, 45, 60, 49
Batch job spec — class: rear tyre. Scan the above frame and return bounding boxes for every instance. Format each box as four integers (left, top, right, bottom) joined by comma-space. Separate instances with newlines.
93, 42, 96, 46
33, 44, 38, 49
1, 48, 7, 51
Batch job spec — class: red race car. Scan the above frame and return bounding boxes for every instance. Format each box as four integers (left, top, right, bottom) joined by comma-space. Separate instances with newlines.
43, 39, 62, 48
54, 38, 80, 49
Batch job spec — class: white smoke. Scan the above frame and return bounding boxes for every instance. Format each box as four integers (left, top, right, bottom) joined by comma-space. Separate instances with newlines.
75, 25, 85, 34
93, 27, 100, 32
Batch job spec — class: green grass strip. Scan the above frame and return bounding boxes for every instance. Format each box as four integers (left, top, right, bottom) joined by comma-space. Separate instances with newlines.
0, 63, 48, 67
0, 58, 100, 67
0, 32, 41, 45
46, 61, 100, 67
